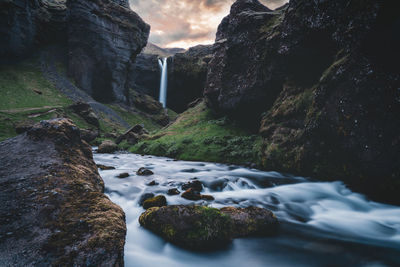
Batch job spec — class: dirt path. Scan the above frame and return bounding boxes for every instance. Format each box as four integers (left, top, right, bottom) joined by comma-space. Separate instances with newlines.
39, 48, 130, 129
0, 106, 62, 113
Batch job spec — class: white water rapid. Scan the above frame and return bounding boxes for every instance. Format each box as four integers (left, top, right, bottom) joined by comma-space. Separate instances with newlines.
94, 151, 400, 267
158, 57, 168, 108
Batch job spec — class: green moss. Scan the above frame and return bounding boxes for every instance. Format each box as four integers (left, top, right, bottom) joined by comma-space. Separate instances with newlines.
130, 102, 262, 166
0, 59, 72, 110
320, 55, 349, 82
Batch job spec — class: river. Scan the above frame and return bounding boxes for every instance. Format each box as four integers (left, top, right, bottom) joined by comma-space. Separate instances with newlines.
94, 151, 400, 267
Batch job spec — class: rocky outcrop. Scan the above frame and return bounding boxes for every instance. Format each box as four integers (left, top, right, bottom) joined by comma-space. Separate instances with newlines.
69, 101, 100, 128
67, 0, 150, 103
0, 0, 67, 59
168, 45, 214, 113
139, 205, 278, 249
128, 53, 160, 97
98, 140, 118, 153
0, 118, 126, 266
204, 0, 273, 127
204, 0, 400, 204
1, 0, 150, 105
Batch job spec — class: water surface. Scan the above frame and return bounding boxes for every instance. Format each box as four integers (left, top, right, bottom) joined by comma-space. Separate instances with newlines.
94, 152, 400, 267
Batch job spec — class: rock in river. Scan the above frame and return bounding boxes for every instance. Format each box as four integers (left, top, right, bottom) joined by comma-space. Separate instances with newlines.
139, 205, 233, 249
136, 167, 154, 176
0, 118, 126, 266
139, 205, 278, 250
98, 140, 118, 153
142, 195, 167, 210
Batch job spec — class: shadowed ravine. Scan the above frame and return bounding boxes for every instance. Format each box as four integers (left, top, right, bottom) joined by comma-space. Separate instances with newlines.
94, 151, 400, 267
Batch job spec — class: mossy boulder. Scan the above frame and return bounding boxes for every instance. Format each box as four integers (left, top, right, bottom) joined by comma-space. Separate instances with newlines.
139, 205, 278, 250
220, 206, 278, 237
139, 205, 233, 249
142, 195, 167, 210
97, 140, 118, 153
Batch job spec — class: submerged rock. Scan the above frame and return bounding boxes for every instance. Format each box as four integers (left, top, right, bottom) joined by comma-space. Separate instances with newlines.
98, 140, 118, 153
200, 195, 215, 201
138, 193, 155, 206
0, 118, 126, 266
136, 167, 154, 176
139, 205, 233, 249
96, 164, 116, 170
167, 188, 181, 196
181, 188, 202, 201
147, 180, 159, 186
117, 172, 130, 179
142, 195, 167, 210
181, 180, 203, 192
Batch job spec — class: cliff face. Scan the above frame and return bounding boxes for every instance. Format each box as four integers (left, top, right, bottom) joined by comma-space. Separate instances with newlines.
67, 0, 150, 103
205, 0, 400, 204
168, 45, 214, 113
128, 44, 213, 113
1, 0, 150, 104
128, 53, 160, 98
0, 0, 67, 59
0, 118, 126, 266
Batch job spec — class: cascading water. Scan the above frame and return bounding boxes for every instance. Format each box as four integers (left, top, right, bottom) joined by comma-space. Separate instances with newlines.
94, 152, 400, 267
158, 57, 168, 108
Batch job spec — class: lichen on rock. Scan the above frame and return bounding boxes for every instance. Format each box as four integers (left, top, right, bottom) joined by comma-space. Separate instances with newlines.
0, 118, 126, 266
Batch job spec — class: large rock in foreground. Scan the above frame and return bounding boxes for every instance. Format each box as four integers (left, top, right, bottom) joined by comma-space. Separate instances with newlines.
0, 119, 126, 266
139, 205, 277, 250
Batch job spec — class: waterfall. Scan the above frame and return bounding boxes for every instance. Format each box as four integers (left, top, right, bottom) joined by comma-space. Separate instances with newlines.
158, 57, 168, 108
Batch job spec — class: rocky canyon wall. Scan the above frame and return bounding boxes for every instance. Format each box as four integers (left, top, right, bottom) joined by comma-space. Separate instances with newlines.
204, 0, 400, 204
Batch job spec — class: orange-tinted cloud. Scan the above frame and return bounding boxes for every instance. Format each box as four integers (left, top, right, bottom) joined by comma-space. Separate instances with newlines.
129, 0, 288, 49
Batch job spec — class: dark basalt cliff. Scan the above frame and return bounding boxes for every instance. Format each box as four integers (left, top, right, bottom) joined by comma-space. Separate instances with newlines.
0, 118, 126, 266
1, 0, 150, 104
128, 53, 160, 98
168, 45, 214, 113
0, 0, 67, 59
205, 0, 400, 204
68, 0, 150, 103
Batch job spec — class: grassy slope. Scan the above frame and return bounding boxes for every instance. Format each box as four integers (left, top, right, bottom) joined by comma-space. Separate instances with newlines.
0, 55, 166, 141
131, 102, 262, 166
0, 58, 88, 141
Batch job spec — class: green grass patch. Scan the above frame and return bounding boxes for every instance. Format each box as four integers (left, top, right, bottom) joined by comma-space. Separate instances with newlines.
0, 59, 72, 110
131, 102, 262, 166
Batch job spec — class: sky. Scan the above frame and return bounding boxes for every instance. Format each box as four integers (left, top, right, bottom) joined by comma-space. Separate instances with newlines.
129, 0, 288, 49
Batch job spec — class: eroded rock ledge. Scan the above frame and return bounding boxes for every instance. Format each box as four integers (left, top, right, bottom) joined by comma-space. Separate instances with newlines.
0, 118, 126, 266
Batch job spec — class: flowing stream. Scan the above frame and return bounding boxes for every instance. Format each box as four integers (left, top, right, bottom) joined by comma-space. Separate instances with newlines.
158, 58, 168, 108
94, 151, 400, 267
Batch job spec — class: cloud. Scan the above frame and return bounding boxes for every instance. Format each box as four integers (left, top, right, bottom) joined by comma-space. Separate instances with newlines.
129, 0, 288, 48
